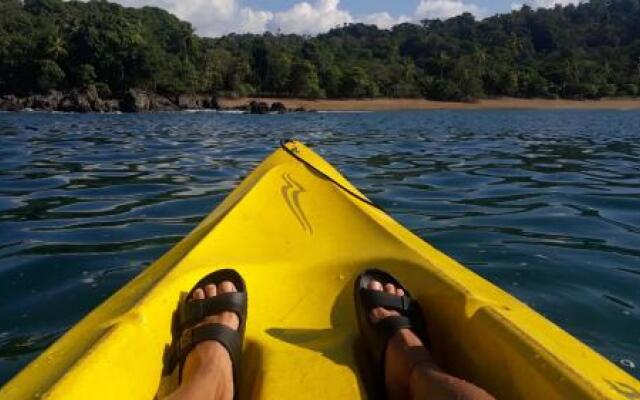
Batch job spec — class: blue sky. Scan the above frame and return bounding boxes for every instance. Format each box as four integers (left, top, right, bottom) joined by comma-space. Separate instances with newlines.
114, 0, 576, 37
248, 0, 503, 16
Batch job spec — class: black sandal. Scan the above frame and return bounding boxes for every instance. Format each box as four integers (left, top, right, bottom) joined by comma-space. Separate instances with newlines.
164, 269, 247, 399
354, 268, 428, 399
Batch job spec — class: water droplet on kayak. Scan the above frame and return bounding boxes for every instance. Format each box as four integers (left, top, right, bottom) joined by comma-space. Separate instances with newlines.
620, 359, 636, 368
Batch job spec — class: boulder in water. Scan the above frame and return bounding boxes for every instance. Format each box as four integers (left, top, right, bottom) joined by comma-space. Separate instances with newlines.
270, 101, 287, 113
249, 100, 269, 114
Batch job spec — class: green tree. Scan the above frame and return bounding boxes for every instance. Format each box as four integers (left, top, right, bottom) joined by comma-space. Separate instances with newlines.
289, 60, 324, 98
36, 59, 65, 91
2, 0, 640, 102
76, 64, 96, 87
341, 67, 379, 98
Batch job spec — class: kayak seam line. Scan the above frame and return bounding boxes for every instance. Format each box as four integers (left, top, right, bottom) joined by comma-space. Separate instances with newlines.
279, 139, 384, 211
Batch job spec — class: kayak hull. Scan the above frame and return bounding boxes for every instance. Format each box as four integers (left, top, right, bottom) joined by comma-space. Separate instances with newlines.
2, 141, 638, 399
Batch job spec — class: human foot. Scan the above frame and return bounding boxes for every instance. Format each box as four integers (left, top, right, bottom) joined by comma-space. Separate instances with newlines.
167, 269, 247, 400
367, 279, 436, 400
178, 281, 239, 400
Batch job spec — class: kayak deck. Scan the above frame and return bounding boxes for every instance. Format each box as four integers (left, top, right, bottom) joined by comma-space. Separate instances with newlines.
2, 141, 638, 399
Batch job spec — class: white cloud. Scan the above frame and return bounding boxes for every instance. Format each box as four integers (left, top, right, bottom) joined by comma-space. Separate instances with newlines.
108, 0, 354, 36
112, 0, 270, 36
97, 0, 492, 37
235, 7, 273, 34
415, 0, 486, 20
511, 0, 581, 10
360, 12, 412, 29
269, 0, 352, 35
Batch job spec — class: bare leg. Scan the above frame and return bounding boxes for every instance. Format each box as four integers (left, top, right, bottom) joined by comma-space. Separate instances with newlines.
167, 281, 239, 400
367, 280, 495, 400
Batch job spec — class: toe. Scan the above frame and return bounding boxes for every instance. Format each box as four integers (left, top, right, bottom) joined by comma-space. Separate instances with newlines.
368, 280, 383, 291
369, 280, 400, 323
192, 288, 205, 301
217, 281, 240, 330
218, 280, 237, 294
204, 284, 217, 298
384, 283, 396, 294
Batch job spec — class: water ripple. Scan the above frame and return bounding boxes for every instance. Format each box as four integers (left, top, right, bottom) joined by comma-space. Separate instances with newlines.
0, 110, 639, 383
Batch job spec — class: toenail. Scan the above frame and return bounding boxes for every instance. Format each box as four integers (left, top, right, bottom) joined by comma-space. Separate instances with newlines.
192, 288, 205, 300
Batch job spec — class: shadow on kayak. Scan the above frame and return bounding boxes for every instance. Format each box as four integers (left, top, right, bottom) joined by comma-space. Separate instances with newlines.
266, 276, 369, 398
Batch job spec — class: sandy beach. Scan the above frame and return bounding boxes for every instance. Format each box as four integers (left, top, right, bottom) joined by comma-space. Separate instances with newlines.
219, 97, 640, 111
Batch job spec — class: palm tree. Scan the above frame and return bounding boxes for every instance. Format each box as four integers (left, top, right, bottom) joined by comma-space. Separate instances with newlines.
46, 33, 67, 60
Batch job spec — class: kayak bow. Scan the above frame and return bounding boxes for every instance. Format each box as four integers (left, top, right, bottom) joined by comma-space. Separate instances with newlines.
2, 140, 638, 399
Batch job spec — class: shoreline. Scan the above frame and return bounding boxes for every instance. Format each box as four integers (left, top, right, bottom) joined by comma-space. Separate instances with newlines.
3, 92, 640, 113
219, 97, 640, 111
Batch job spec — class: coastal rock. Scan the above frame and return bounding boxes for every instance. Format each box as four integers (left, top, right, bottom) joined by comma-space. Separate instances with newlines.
103, 99, 121, 112
57, 87, 103, 113
30, 91, 64, 111
175, 93, 218, 110
121, 88, 151, 112
176, 94, 201, 109
150, 93, 178, 111
270, 101, 287, 113
0, 88, 218, 112
0, 95, 24, 111
249, 100, 269, 114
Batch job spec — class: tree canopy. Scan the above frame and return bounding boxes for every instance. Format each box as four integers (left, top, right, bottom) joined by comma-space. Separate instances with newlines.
1, 0, 640, 100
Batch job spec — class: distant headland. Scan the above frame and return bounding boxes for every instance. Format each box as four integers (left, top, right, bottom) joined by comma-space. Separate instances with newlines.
1, 0, 639, 112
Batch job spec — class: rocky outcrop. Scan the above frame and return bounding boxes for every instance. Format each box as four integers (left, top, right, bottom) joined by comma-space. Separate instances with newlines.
0, 95, 25, 111
176, 93, 218, 110
118, 90, 219, 112
1, 87, 119, 112
0, 87, 219, 112
249, 100, 270, 114
59, 86, 117, 113
216, 100, 313, 114
270, 101, 287, 113
29, 90, 64, 111
150, 93, 179, 111
120, 88, 150, 112
0, 91, 315, 114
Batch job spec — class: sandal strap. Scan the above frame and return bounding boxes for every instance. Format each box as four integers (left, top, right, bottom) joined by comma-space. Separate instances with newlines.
360, 289, 412, 313
376, 315, 412, 339
177, 292, 246, 331
165, 323, 242, 379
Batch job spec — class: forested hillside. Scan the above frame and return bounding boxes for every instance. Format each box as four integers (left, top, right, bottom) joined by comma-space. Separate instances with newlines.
1, 0, 640, 100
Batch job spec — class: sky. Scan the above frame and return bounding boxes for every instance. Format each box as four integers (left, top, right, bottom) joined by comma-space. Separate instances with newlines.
110, 0, 582, 37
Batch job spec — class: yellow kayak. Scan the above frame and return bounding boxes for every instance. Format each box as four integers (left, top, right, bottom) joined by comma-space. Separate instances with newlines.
2, 140, 638, 399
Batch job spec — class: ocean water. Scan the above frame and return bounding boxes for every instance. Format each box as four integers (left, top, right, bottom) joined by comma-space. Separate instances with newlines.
0, 109, 638, 385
